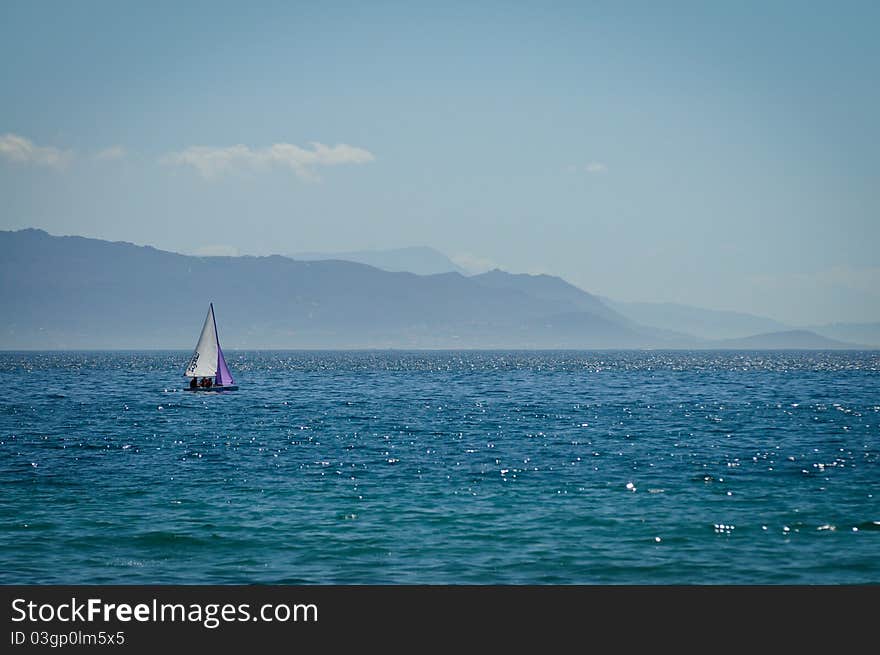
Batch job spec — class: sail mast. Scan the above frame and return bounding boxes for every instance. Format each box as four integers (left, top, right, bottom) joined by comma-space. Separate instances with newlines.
212, 303, 235, 386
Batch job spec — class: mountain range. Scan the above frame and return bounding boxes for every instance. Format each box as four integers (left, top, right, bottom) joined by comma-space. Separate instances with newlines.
287, 246, 469, 276
0, 229, 873, 350
293, 246, 880, 346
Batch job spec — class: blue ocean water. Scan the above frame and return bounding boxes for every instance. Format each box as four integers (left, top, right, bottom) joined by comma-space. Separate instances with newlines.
0, 350, 878, 584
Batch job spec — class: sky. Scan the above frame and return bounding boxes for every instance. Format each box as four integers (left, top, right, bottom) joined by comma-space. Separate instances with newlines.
1, 1, 878, 325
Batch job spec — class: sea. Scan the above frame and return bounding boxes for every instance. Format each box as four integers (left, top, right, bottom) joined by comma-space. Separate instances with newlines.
1, 350, 878, 584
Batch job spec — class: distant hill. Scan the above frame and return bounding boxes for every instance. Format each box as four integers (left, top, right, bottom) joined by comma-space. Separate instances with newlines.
605, 296, 878, 348
473, 270, 696, 347
604, 298, 790, 340
288, 246, 466, 276
0, 229, 651, 349
1, 229, 870, 350
807, 322, 880, 348
711, 330, 861, 350
474, 270, 628, 325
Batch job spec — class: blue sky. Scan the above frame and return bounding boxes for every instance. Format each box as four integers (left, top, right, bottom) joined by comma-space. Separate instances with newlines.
1, 1, 877, 324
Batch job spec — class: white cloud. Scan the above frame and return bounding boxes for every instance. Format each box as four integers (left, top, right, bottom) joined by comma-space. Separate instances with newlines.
161, 141, 375, 180
95, 145, 126, 161
585, 162, 607, 173
0, 133, 71, 168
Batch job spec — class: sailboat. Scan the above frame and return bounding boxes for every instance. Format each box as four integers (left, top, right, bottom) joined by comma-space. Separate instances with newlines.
184, 303, 238, 391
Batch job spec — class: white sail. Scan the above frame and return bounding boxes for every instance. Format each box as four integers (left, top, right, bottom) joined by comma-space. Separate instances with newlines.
185, 305, 218, 377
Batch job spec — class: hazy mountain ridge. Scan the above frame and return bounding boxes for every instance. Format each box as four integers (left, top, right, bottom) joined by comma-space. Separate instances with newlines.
474, 270, 630, 325
708, 330, 860, 350
0, 229, 648, 348
0, 229, 869, 350
605, 297, 879, 347
806, 322, 880, 348
603, 298, 790, 340
288, 246, 467, 276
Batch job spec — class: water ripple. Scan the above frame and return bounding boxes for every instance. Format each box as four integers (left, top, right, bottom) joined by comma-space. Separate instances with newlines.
0, 350, 877, 583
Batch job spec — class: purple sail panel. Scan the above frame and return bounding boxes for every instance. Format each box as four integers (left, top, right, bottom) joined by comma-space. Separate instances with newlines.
216, 345, 234, 386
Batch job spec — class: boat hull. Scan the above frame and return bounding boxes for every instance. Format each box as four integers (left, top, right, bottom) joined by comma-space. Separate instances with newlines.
185, 385, 238, 392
